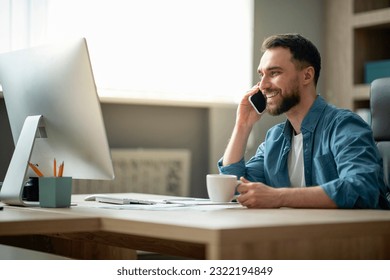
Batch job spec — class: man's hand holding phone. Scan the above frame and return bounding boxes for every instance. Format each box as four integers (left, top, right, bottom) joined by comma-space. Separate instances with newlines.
235, 84, 265, 129
223, 85, 265, 166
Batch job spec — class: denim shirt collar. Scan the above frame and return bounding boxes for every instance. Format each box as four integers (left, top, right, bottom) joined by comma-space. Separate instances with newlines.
282, 95, 327, 140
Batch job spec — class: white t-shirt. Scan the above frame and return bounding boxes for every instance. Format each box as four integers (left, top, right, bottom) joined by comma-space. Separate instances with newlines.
288, 133, 306, 187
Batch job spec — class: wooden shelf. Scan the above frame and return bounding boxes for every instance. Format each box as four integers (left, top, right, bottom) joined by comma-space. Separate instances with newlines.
353, 84, 370, 110
354, 0, 390, 14
351, 0, 389, 112
353, 7, 390, 27
353, 84, 370, 100
353, 26, 390, 85
325, 0, 390, 111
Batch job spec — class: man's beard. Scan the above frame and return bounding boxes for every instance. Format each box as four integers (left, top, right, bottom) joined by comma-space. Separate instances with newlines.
267, 86, 301, 116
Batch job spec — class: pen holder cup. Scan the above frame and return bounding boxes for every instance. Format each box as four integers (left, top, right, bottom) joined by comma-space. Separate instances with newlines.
39, 177, 72, 208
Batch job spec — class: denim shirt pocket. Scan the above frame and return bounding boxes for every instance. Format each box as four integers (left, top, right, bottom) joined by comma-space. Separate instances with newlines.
313, 153, 338, 184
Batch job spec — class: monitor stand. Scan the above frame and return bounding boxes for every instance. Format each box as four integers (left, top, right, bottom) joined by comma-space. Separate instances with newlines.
0, 115, 43, 206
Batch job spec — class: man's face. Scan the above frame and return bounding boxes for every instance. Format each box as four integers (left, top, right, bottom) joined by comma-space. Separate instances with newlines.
257, 47, 302, 116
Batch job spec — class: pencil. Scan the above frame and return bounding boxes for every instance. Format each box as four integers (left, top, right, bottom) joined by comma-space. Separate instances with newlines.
54, 158, 57, 177
58, 161, 64, 177
28, 162, 44, 177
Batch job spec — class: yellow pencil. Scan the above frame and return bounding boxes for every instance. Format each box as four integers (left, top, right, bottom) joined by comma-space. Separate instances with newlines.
54, 158, 57, 177
28, 162, 44, 177
58, 161, 64, 177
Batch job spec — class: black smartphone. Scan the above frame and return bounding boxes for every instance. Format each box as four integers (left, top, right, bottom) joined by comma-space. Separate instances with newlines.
248, 90, 266, 114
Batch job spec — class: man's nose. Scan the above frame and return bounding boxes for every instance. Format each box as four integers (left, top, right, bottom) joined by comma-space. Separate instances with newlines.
259, 76, 271, 92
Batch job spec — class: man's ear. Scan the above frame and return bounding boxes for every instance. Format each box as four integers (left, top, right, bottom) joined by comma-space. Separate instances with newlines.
303, 66, 315, 85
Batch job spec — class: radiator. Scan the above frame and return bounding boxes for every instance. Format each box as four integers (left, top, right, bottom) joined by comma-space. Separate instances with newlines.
72, 148, 191, 196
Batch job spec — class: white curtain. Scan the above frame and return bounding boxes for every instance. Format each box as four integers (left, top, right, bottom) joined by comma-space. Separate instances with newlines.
0, 0, 253, 104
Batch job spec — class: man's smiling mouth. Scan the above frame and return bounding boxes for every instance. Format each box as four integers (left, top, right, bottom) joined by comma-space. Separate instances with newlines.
265, 91, 279, 99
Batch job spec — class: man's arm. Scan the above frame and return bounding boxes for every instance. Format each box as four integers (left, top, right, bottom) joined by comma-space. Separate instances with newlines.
222, 123, 252, 166
222, 85, 262, 166
278, 185, 337, 208
237, 178, 338, 208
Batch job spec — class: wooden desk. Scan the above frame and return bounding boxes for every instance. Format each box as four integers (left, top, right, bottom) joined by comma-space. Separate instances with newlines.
1, 193, 390, 259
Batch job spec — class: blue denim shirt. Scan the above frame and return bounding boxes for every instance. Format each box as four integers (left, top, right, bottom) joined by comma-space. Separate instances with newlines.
218, 96, 390, 209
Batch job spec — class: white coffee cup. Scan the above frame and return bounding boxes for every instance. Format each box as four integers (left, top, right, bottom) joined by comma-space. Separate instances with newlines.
206, 174, 241, 202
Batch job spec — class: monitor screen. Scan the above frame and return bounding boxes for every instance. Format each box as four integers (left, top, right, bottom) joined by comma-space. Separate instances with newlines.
0, 38, 114, 206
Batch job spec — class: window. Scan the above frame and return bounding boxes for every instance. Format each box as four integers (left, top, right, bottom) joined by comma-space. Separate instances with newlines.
0, 0, 253, 105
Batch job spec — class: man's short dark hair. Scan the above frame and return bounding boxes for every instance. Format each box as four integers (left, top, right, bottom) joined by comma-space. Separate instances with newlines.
261, 33, 321, 86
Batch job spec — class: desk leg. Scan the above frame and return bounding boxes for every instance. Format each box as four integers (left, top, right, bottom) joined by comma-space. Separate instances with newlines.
206, 243, 248, 260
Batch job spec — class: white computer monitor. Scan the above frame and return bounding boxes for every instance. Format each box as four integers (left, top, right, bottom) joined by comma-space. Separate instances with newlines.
0, 38, 114, 206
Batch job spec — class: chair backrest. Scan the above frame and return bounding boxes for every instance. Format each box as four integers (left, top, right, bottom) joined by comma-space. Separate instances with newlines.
370, 77, 390, 188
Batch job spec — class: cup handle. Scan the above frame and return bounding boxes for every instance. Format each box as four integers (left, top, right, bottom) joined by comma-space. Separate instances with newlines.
231, 180, 242, 202
234, 180, 242, 193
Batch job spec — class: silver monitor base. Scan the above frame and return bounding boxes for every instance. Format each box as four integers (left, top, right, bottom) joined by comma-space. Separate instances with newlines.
0, 115, 42, 206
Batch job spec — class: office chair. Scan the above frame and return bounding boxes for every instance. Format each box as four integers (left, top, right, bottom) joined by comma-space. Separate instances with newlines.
370, 77, 390, 192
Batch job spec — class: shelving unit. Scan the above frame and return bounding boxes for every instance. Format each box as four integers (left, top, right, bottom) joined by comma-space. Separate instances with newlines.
325, 0, 390, 111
